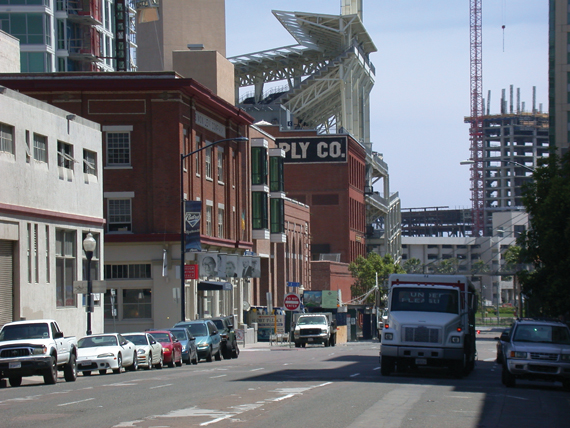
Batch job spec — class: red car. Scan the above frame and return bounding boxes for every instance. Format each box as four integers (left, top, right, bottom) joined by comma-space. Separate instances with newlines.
147, 330, 183, 368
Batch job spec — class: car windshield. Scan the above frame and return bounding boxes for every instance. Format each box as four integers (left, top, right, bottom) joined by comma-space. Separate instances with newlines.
169, 330, 187, 341
151, 333, 170, 342
78, 335, 118, 348
513, 325, 570, 344
0, 323, 49, 341
390, 288, 459, 314
212, 320, 225, 330
123, 335, 148, 346
298, 316, 327, 325
186, 324, 208, 336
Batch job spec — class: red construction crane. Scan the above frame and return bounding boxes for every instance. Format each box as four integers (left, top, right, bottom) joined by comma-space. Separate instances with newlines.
468, 0, 484, 236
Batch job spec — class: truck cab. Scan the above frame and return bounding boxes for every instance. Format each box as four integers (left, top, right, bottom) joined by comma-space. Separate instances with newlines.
380, 274, 477, 377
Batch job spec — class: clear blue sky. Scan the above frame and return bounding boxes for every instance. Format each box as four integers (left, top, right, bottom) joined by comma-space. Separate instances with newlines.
225, 1, 548, 209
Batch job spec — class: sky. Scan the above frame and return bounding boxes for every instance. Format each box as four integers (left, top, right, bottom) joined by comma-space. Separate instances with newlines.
225, 1, 548, 210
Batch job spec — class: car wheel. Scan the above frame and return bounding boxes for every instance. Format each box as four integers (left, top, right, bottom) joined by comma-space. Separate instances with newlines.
175, 352, 183, 367
113, 354, 122, 374
502, 364, 516, 387
128, 354, 138, 372
64, 353, 77, 382
9, 376, 22, 387
192, 350, 198, 365
155, 352, 163, 369
215, 347, 222, 361
99, 370, 107, 375
206, 347, 213, 362
83, 371, 91, 376
231, 343, 239, 359
43, 355, 58, 385
381, 356, 395, 376
145, 353, 153, 370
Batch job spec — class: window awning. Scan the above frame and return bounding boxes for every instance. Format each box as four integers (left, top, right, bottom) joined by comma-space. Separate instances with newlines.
197, 281, 232, 291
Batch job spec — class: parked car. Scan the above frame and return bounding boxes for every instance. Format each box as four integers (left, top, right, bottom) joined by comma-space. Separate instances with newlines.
77, 333, 137, 375
210, 316, 239, 359
495, 328, 511, 364
123, 332, 163, 370
167, 328, 198, 365
501, 318, 570, 390
147, 330, 183, 367
173, 320, 221, 362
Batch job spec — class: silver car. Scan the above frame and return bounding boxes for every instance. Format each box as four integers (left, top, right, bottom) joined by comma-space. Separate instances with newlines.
501, 319, 570, 390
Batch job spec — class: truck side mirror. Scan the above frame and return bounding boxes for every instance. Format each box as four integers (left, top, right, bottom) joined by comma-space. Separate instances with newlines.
54, 331, 64, 339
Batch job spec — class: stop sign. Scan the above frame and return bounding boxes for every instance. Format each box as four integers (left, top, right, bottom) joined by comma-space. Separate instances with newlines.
284, 293, 301, 311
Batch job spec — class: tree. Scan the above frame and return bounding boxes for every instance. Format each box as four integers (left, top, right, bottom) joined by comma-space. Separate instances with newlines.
348, 253, 404, 304
518, 151, 570, 318
504, 245, 523, 317
402, 258, 422, 274
434, 258, 459, 274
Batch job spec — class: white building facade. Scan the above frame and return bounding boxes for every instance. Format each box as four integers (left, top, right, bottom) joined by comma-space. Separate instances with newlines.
0, 86, 104, 338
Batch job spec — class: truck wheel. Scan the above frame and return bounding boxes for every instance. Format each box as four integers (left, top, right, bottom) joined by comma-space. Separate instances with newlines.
331, 335, 336, 347
231, 342, 239, 359
64, 354, 77, 382
9, 376, 22, 387
294, 341, 300, 348
501, 364, 516, 387
324, 338, 330, 347
381, 356, 395, 376
453, 355, 467, 378
43, 355, 58, 385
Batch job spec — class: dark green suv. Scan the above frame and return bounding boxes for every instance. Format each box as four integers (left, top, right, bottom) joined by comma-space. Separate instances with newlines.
211, 316, 239, 359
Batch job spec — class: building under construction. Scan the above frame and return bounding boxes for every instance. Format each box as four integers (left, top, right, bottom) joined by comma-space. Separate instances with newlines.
465, 86, 548, 236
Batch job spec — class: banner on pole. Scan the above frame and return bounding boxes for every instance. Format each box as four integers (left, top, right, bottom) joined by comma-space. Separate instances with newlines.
184, 201, 202, 252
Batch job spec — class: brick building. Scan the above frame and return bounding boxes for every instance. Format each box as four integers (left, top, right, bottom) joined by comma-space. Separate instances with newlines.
0, 72, 254, 332
259, 126, 366, 302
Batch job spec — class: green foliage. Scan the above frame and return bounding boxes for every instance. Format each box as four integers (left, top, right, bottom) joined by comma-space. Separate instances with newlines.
348, 252, 404, 303
471, 259, 490, 274
435, 258, 459, 274
402, 258, 422, 273
518, 151, 570, 318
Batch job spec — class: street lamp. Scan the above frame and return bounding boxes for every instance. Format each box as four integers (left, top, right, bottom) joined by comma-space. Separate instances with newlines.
180, 136, 249, 322
460, 159, 536, 172
83, 232, 96, 336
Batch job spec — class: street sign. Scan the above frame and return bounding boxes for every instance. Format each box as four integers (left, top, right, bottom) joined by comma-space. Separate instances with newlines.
283, 293, 301, 311
73, 280, 107, 294
184, 264, 198, 280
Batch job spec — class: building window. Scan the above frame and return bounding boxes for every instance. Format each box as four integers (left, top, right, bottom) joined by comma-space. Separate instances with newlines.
122, 289, 152, 319
5, 13, 45, 44
106, 132, 130, 165
251, 147, 267, 185
0, 122, 14, 154
252, 192, 268, 230
33, 133, 48, 163
45, 225, 50, 283
108, 199, 132, 232
104, 264, 152, 279
217, 147, 224, 182
56, 229, 76, 307
269, 156, 284, 192
57, 141, 75, 170
270, 198, 285, 234
205, 145, 213, 179
217, 207, 225, 238
206, 205, 213, 236
83, 149, 97, 176
195, 136, 201, 175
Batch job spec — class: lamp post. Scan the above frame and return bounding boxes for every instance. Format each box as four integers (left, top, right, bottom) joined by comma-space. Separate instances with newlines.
83, 232, 96, 336
180, 136, 248, 322
460, 159, 536, 173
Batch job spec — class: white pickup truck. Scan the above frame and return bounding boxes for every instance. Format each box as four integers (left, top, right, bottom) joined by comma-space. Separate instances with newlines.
0, 319, 78, 387
293, 313, 337, 347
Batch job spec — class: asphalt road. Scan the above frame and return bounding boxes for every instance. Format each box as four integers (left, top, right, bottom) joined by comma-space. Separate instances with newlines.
1, 333, 569, 428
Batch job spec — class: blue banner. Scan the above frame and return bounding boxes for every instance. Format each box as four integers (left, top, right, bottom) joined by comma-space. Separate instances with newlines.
184, 201, 202, 252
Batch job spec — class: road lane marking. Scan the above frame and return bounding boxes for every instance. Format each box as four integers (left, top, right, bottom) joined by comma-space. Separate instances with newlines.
58, 398, 95, 407
350, 373, 360, 377
149, 383, 173, 390
250, 368, 264, 372
210, 375, 227, 379
373, 367, 380, 371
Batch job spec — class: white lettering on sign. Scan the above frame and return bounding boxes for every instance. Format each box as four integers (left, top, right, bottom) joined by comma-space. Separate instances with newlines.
195, 111, 226, 138
278, 137, 347, 163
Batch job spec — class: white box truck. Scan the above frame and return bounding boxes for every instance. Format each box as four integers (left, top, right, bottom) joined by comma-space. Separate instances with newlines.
380, 274, 477, 377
